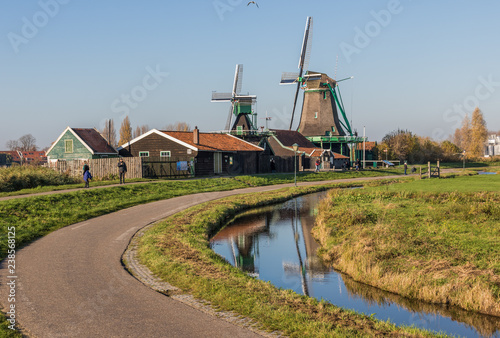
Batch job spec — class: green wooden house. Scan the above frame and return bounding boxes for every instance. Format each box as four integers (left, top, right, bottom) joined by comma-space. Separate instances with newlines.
46, 127, 118, 162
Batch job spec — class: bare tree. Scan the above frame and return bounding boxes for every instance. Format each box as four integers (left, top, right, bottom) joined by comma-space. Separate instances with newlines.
6, 139, 20, 151
18, 134, 37, 151
164, 122, 191, 131
101, 119, 117, 147
133, 124, 149, 138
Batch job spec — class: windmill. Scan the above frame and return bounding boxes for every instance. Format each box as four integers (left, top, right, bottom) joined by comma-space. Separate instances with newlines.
212, 64, 257, 133
280, 17, 354, 142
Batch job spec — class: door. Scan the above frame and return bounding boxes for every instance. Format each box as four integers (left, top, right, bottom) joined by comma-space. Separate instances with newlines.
214, 152, 222, 174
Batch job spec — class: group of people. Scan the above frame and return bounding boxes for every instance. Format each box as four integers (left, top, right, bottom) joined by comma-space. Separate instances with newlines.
82, 158, 128, 188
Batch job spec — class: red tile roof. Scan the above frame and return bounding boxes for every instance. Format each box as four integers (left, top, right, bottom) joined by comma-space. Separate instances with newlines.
0, 151, 21, 162
72, 128, 117, 154
20, 151, 47, 163
160, 131, 263, 152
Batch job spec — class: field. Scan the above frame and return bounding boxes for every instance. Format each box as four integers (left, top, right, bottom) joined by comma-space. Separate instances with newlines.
313, 173, 500, 316
2, 167, 493, 336
137, 182, 442, 337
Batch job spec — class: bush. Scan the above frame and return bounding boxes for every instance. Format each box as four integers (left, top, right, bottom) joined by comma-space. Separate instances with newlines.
0, 166, 80, 192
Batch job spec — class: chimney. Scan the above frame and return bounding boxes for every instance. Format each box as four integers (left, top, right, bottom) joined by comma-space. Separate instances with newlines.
193, 126, 199, 145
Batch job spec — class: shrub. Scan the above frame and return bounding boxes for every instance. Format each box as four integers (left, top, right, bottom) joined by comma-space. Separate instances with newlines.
0, 166, 79, 192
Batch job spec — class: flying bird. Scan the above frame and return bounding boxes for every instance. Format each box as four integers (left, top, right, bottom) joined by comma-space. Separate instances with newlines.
247, 1, 259, 8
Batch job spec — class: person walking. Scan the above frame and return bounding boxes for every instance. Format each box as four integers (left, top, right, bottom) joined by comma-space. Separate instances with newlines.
118, 158, 127, 184
83, 162, 92, 188
315, 158, 320, 172
404, 161, 408, 175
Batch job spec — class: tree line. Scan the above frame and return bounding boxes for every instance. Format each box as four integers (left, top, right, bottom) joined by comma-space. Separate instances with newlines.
376, 107, 492, 163
100, 117, 191, 148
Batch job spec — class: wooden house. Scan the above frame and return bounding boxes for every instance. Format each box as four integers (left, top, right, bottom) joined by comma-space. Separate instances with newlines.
46, 127, 118, 163
118, 127, 263, 176
260, 129, 349, 172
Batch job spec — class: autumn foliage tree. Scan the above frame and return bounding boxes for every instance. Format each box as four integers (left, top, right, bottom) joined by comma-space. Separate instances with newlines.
469, 107, 488, 157
118, 116, 133, 146
453, 107, 488, 158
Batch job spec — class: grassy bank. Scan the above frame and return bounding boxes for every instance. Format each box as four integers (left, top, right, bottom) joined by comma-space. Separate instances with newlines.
0, 170, 400, 335
137, 182, 443, 337
312, 174, 500, 317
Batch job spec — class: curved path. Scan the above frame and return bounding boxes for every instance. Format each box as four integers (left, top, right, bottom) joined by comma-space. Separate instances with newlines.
0, 176, 403, 337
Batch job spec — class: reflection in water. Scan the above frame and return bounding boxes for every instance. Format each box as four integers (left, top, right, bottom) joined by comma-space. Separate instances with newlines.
210, 191, 500, 338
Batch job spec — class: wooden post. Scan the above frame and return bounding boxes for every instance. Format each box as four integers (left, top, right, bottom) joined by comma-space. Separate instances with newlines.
419, 166, 422, 179
428, 162, 431, 179
437, 160, 440, 178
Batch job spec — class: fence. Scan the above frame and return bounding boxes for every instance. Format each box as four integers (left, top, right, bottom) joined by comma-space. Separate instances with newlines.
141, 157, 193, 179
47, 158, 143, 179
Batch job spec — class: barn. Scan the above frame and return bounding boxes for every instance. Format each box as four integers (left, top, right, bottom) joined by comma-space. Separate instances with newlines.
118, 127, 263, 176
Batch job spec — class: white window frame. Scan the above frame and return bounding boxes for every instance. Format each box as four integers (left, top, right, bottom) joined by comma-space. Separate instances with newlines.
139, 151, 149, 157
160, 151, 171, 158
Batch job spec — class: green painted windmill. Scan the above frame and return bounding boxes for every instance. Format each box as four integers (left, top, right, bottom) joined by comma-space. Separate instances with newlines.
212, 64, 257, 134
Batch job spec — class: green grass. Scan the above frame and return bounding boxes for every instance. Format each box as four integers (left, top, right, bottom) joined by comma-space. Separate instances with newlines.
0, 169, 434, 336
0, 168, 396, 198
313, 174, 500, 318
137, 183, 444, 337
372, 171, 500, 193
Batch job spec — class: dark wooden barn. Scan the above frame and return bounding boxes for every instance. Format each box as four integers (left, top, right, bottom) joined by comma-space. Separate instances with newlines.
118, 128, 263, 176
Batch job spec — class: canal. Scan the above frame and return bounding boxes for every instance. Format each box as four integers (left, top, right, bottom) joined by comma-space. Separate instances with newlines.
210, 191, 500, 338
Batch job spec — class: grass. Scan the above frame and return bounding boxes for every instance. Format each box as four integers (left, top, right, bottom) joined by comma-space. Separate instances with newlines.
0, 167, 396, 198
137, 182, 445, 337
0, 169, 403, 335
312, 174, 500, 318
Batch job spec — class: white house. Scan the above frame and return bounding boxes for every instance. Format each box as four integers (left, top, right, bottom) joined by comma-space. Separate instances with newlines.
485, 134, 500, 157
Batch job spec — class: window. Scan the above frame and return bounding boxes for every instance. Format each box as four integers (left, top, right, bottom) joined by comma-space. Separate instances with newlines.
237, 125, 243, 135
160, 151, 171, 158
314, 112, 318, 119
139, 151, 149, 157
65, 139, 73, 153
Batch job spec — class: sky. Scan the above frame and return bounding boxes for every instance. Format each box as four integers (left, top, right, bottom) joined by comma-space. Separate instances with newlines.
1, 0, 499, 149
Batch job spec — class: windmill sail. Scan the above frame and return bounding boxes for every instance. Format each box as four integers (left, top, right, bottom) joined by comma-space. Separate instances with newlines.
212, 64, 257, 131
280, 16, 313, 130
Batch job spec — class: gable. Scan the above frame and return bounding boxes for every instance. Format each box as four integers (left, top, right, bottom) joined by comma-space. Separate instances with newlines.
46, 129, 93, 159
118, 131, 198, 158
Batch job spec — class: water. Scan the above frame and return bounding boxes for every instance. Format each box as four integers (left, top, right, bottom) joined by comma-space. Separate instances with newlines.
210, 191, 500, 338
478, 171, 497, 175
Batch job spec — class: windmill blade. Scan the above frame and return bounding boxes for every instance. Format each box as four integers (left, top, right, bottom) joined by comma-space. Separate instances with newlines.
225, 103, 234, 131
298, 17, 313, 75
233, 64, 243, 95
289, 82, 301, 130
211, 92, 233, 101
280, 72, 299, 85
336, 76, 354, 83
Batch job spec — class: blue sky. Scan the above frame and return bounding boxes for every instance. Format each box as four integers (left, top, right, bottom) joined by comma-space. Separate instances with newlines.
1, 0, 499, 149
